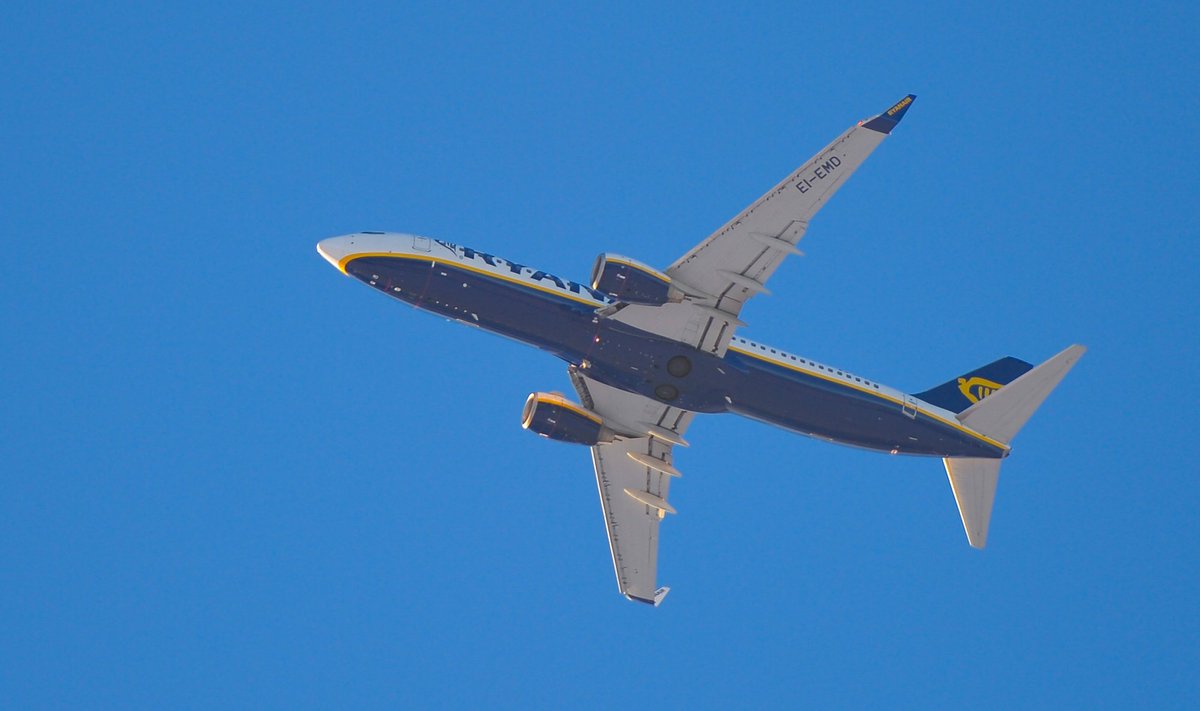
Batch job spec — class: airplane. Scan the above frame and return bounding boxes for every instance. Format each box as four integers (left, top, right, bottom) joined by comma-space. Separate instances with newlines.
316, 95, 1085, 606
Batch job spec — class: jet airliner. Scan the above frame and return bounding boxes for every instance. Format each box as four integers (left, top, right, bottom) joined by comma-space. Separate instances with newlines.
317, 95, 1084, 606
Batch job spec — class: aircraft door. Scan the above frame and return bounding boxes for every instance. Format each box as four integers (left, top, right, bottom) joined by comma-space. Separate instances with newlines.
902, 395, 918, 419
413, 235, 431, 252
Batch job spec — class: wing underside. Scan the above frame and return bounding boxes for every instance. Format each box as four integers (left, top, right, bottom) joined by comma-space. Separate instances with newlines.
611, 95, 916, 356
572, 369, 692, 604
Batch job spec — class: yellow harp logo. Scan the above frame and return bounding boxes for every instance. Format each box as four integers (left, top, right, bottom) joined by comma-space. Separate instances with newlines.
958, 376, 1003, 404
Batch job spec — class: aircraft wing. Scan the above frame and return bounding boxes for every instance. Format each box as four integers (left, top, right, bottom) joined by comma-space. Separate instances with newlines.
571, 368, 693, 606
610, 95, 915, 356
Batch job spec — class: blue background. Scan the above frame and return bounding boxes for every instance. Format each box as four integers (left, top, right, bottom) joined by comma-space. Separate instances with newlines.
3, 2, 1197, 708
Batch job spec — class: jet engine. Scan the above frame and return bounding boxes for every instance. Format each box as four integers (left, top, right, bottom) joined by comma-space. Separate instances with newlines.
590, 253, 675, 305
522, 392, 615, 446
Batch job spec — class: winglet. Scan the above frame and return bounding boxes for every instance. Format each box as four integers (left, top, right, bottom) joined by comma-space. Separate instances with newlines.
626, 587, 671, 607
861, 94, 917, 134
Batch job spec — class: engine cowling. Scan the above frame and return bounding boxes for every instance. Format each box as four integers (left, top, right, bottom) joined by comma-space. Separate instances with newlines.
522, 392, 615, 446
590, 253, 673, 305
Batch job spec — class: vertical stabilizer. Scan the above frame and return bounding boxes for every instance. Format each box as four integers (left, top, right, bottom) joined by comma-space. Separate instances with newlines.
944, 458, 1001, 548
914, 356, 1033, 414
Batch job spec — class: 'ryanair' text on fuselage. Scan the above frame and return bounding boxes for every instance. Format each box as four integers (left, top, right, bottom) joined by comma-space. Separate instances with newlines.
435, 239, 615, 303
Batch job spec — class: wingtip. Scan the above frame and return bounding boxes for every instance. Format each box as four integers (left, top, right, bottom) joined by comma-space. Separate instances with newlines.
625, 586, 671, 607
889, 93, 917, 120
1055, 343, 1088, 367
861, 94, 917, 134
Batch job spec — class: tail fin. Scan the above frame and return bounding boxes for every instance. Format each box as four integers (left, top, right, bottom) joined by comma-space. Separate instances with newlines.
942, 344, 1086, 548
914, 356, 1033, 414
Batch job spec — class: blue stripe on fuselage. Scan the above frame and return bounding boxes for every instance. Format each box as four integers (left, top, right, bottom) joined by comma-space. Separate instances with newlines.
343, 252, 1004, 458
346, 253, 599, 360
723, 347, 1005, 458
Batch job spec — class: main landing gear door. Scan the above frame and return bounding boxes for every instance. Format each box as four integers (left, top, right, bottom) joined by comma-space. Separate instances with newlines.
902, 395, 918, 419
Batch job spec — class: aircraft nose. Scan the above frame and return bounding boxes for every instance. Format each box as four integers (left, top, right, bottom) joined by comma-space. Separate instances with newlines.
316, 235, 358, 273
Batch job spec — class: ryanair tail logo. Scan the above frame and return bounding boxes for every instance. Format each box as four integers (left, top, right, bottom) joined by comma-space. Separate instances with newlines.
958, 376, 1003, 404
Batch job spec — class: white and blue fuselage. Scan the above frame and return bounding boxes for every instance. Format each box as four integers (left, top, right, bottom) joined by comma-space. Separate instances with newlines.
314, 99, 1087, 597
317, 232, 1008, 459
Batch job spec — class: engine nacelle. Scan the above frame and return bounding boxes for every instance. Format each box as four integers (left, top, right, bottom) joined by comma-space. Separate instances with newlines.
590, 253, 674, 305
522, 392, 615, 446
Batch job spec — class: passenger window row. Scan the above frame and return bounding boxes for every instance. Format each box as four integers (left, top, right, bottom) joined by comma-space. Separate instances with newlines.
733, 337, 880, 389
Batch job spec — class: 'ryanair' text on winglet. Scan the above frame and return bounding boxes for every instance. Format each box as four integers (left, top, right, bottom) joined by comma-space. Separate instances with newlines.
861, 94, 917, 135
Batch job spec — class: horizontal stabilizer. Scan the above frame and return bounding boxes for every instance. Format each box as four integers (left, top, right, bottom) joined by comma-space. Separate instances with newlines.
957, 345, 1086, 444
944, 458, 1001, 548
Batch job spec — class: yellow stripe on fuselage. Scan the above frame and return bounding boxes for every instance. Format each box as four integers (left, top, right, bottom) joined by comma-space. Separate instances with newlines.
338, 252, 1004, 451
338, 252, 606, 307
726, 345, 1008, 451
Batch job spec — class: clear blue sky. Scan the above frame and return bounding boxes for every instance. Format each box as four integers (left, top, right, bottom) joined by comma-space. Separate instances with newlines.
3, 2, 1197, 708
